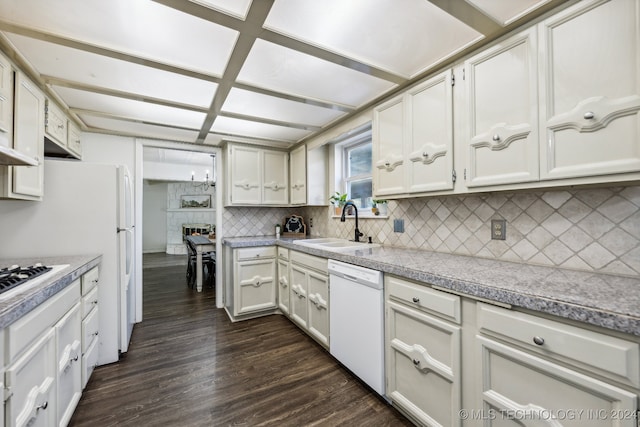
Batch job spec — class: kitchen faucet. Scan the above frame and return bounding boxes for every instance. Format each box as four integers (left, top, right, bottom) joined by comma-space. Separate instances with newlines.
340, 201, 364, 242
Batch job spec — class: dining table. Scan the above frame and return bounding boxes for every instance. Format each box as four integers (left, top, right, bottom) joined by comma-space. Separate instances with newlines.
185, 235, 216, 292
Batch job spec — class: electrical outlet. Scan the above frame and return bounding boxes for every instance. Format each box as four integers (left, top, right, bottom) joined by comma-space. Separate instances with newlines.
310, 218, 313, 227
393, 219, 404, 233
491, 219, 506, 240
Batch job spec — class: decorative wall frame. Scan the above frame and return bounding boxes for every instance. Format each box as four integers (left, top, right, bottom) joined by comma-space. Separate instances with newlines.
180, 194, 211, 208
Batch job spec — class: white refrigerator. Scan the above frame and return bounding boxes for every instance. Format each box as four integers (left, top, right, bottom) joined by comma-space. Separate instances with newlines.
0, 159, 136, 365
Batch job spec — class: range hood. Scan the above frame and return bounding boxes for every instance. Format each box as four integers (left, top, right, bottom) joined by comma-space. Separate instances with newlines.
0, 145, 38, 166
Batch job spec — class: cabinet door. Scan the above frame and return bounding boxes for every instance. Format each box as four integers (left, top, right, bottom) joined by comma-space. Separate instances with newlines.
289, 264, 308, 329
12, 73, 44, 199
229, 145, 261, 204
539, 0, 640, 180
406, 71, 454, 193
478, 336, 637, 427
277, 258, 290, 315
0, 52, 13, 142
262, 149, 288, 204
307, 270, 329, 347
6, 329, 57, 427
386, 300, 461, 427
67, 121, 82, 158
56, 304, 82, 427
289, 145, 306, 205
44, 99, 67, 147
373, 95, 406, 196
465, 27, 539, 187
234, 258, 276, 315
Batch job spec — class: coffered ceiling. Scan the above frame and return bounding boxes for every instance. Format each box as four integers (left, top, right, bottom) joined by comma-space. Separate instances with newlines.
0, 0, 563, 149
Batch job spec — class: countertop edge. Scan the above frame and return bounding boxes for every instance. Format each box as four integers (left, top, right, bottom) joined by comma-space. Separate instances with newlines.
223, 236, 640, 337
0, 254, 102, 329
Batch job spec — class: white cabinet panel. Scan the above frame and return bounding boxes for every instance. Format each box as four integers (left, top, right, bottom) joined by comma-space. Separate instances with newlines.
44, 99, 67, 147
10, 73, 44, 199
234, 258, 277, 315
56, 304, 82, 427
306, 270, 329, 347
289, 263, 308, 329
5, 329, 57, 427
539, 0, 640, 180
464, 27, 539, 187
262, 149, 288, 205
277, 256, 290, 315
67, 120, 82, 158
229, 144, 261, 205
0, 52, 13, 140
406, 72, 454, 193
289, 145, 306, 205
478, 336, 637, 427
373, 95, 405, 196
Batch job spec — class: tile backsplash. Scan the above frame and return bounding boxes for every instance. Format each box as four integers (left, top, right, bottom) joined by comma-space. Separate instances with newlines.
220, 186, 639, 276
306, 186, 640, 277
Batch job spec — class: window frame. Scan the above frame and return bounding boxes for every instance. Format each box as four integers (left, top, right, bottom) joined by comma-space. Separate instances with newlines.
342, 138, 373, 214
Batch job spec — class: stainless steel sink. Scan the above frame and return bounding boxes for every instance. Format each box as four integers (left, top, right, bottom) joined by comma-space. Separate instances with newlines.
293, 238, 380, 252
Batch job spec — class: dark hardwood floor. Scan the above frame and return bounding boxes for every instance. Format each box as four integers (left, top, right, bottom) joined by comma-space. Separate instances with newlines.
70, 256, 412, 426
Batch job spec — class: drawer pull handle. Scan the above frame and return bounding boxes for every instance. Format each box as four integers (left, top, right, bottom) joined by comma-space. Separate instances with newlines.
412, 359, 420, 366
412, 297, 420, 303
532, 336, 545, 346
583, 111, 595, 120
37, 401, 48, 411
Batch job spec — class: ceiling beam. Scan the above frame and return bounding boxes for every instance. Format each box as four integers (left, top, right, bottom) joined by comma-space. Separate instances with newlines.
425, 0, 502, 35
196, 0, 276, 143
218, 111, 320, 132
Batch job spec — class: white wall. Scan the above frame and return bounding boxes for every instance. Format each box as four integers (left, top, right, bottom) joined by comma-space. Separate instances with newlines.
142, 181, 167, 253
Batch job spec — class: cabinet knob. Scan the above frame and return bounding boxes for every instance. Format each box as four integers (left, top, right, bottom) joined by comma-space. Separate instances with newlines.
532, 336, 545, 346
583, 111, 595, 120
412, 359, 420, 366
492, 134, 501, 141
72, 355, 79, 362
384, 162, 390, 167
412, 297, 420, 303
422, 152, 429, 158
37, 401, 48, 411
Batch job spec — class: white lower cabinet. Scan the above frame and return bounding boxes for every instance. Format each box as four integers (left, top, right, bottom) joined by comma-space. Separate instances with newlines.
81, 266, 100, 389
55, 304, 82, 427
289, 250, 329, 348
277, 248, 290, 316
477, 336, 637, 427
5, 329, 56, 427
233, 247, 277, 316
385, 275, 461, 427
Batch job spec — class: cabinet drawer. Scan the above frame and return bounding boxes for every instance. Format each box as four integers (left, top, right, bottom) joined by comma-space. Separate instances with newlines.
82, 266, 99, 295
477, 303, 640, 387
82, 286, 99, 318
7, 280, 80, 361
277, 247, 289, 261
44, 98, 67, 145
82, 337, 99, 389
82, 307, 99, 353
235, 246, 276, 261
386, 275, 460, 324
290, 250, 327, 274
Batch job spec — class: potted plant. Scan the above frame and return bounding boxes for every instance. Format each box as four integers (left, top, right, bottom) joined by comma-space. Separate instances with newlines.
329, 191, 348, 216
372, 199, 388, 216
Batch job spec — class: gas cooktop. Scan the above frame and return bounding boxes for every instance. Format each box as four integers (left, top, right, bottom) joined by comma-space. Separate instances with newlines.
0, 263, 69, 299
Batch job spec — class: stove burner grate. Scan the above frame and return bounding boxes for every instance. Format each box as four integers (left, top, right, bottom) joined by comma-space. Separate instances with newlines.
0, 264, 53, 295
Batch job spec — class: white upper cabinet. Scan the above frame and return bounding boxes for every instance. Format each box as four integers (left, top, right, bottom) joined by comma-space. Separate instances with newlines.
289, 145, 306, 205
262, 149, 288, 205
227, 143, 289, 206
539, 0, 640, 180
464, 27, 539, 187
0, 52, 12, 140
373, 70, 454, 197
406, 72, 454, 193
373, 95, 406, 196
228, 144, 262, 205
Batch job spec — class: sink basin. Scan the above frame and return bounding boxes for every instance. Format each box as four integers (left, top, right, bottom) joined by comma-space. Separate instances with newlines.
293, 238, 380, 252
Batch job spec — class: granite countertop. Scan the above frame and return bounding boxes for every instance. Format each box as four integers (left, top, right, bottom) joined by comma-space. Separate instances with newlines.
223, 236, 640, 337
0, 254, 102, 329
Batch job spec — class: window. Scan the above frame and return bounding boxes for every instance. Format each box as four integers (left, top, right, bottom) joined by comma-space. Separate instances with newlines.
343, 140, 373, 211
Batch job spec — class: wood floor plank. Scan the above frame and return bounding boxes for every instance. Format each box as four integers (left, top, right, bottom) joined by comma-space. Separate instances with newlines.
70, 263, 412, 426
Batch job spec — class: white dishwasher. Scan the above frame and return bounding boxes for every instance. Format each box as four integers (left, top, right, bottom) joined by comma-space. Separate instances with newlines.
328, 259, 385, 396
